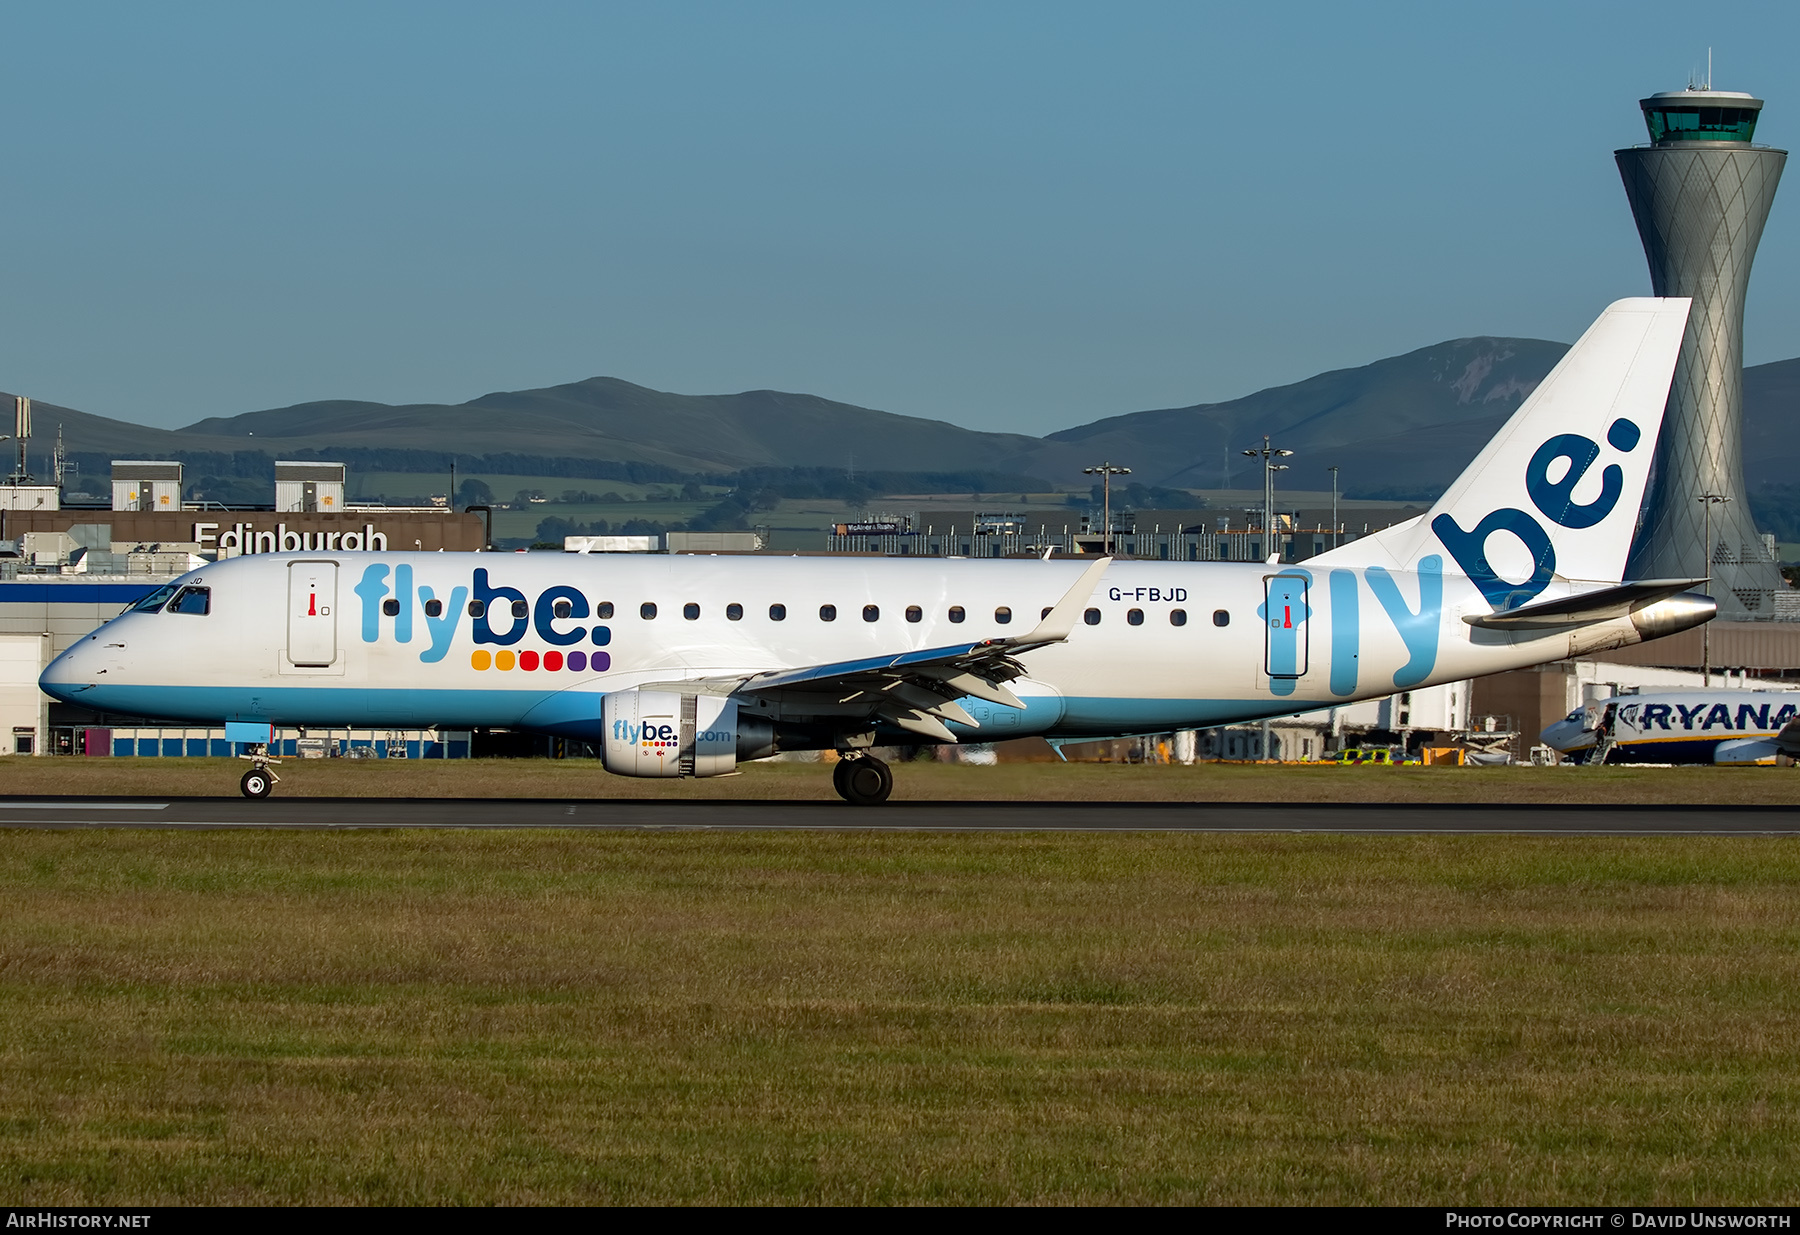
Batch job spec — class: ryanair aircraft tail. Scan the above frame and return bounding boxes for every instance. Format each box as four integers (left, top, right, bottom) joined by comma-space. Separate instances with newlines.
1313, 297, 1692, 609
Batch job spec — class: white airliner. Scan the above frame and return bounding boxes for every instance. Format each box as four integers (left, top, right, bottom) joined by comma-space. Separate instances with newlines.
41, 298, 1716, 803
1541, 690, 1800, 765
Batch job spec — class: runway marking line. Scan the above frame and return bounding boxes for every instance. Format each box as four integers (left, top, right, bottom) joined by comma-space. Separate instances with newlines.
0, 801, 168, 810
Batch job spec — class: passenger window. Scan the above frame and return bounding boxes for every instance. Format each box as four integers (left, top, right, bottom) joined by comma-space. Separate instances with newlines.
1213, 610, 1230, 627
1083, 608, 1101, 625
641, 602, 657, 620
1170, 608, 1187, 626
382, 598, 400, 617
905, 605, 922, 623
770, 603, 787, 621
424, 598, 443, 618
684, 603, 700, 620
511, 599, 528, 619
130, 584, 179, 614
553, 599, 573, 619
995, 607, 1012, 625
863, 605, 879, 622
1127, 609, 1144, 625
169, 586, 211, 616
820, 604, 837, 622
948, 606, 965, 623
597, 602, 615, 619
468, 599, 486, 618
727, 603, 744, 621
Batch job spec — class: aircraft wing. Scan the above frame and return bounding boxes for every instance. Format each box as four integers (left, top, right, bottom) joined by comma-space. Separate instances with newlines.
643, 556, 1112, 742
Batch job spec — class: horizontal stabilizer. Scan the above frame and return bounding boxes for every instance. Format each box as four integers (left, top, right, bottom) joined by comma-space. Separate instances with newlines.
1775, 716, 1800, 754
1463, 579, 1707, 629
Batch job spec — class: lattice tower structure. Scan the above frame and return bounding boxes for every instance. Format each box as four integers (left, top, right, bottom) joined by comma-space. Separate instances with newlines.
1618, 88, 1786, 618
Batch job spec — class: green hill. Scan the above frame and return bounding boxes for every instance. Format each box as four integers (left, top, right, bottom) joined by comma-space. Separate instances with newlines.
12, 338, 1800, 502
175, 377, 1041, 475
1013, 337, 1573, 495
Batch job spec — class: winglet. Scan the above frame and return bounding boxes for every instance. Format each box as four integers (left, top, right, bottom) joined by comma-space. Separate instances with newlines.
1006, 556, 1112, 648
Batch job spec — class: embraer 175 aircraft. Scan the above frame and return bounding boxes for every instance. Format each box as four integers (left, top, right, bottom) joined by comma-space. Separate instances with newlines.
1541, 690, 1800, 765
40, 298, 1717, 803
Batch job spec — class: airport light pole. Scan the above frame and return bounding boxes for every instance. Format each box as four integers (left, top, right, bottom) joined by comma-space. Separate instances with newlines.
1242, 436, 1293, 562
1698, 492, 1730, 687
1084, 461, 1130, 554
1328, 465, 1339, 548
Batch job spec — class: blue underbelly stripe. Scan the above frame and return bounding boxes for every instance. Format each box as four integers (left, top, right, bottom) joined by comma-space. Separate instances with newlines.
65, 683, 1312, 742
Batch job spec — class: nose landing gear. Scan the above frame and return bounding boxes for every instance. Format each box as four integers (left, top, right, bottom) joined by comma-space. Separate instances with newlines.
238, 745, 282, 799
832, 753, 892, 806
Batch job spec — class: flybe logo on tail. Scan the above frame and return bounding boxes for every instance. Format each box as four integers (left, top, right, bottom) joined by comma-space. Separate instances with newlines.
1431, 418, 1641, 610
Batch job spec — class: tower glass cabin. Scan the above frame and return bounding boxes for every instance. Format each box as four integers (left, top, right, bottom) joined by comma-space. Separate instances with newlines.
1618, 88, 1786, 618
1641, 90, 1762, 144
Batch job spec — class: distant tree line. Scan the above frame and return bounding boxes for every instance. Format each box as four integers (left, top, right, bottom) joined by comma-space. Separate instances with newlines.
1342, 484, 1449, 503
66, 449, 1052, 508
1070, 481, 1205, 510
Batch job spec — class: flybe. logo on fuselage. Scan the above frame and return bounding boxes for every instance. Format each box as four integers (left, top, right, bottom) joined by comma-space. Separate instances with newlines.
353, 565, 613, 673
1431, 417, 1641, 610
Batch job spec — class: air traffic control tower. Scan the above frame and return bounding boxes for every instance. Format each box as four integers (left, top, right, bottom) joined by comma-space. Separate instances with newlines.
1618, 87, 1785, 617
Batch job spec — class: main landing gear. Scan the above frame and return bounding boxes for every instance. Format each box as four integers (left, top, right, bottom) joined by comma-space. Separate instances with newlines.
239, 745, 282, 799
833, 753, 893, 806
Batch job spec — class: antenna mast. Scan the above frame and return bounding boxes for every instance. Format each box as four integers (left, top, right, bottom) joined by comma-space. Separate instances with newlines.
52, 424, 69, 491
6, 396, 31, 485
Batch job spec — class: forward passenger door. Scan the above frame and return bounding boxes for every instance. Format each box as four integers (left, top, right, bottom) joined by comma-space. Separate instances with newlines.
286, 561, 339, 668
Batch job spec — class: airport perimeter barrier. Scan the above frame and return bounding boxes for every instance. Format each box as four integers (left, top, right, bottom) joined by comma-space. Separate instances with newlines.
96, 727, 473, 759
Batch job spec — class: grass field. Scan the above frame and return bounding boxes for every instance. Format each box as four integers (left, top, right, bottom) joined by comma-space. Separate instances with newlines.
2, 754, 1798, 804
3, 829, 1799, 1204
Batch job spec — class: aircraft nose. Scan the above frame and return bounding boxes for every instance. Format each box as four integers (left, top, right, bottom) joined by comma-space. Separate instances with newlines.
1538, 720, 1589, 751
39, 641, 105, 704
39, 646, 82, 702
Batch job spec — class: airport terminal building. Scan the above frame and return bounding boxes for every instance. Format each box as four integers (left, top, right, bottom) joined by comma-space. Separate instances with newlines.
0, 460, 482, 756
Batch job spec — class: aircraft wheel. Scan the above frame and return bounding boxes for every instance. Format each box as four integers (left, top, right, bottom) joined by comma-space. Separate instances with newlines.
240, 768, 274, 799
834, 755, 892, 806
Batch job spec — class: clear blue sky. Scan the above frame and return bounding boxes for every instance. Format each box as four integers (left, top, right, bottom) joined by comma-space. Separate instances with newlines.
2, 1, 1796, 435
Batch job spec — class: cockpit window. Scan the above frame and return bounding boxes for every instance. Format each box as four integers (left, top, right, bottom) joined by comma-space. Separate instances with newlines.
129, 584, 180, 614
1565, 709, 1584, 724
169, 586, 211, 616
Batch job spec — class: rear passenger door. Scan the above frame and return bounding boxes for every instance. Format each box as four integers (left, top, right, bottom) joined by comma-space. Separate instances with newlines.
1263, 573, 1310, 679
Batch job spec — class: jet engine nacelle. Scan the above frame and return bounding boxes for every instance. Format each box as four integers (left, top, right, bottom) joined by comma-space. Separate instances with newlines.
1713, 737, 1781, 765
600, 689, 772, 777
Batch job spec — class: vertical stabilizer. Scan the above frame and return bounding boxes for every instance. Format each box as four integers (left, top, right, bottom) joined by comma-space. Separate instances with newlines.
1312, 297, 1690, 606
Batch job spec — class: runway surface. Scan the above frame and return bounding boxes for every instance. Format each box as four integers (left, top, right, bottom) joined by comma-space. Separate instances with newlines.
1, 797, 1799, 834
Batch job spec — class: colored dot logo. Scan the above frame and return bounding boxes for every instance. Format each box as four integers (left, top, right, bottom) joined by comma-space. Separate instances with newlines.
471, 648, 609, 673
